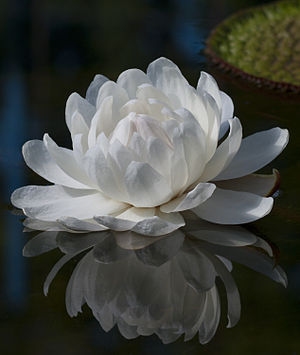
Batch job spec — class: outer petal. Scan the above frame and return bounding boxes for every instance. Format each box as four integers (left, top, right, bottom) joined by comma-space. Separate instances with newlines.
215, 169, 280, 197
197, 71, 222, 108
214, 128, 289, 181
94, 207, 185, 236
200, 117, 242, 182
160, 182, 216, 213
43, 134, 96, 188
11, 185, 127, 221
193, 187, 274, 224
219, 91, 234, 139
22, 140, 90, 189
86, 74, 109, 106
58, 217, 107, 232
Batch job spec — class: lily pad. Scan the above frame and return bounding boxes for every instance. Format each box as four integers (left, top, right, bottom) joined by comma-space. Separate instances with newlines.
206, 0, 300, 93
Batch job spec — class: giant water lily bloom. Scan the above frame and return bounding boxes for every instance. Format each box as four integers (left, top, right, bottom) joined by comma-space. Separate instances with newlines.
23, 227, 287, 344
11, 58, 289, 235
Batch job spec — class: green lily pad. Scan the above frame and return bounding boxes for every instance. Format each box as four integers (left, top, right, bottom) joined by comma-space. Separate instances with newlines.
206, 0, 300, 93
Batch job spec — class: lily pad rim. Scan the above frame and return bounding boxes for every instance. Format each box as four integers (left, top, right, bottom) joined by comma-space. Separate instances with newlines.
205, 0, 300, 94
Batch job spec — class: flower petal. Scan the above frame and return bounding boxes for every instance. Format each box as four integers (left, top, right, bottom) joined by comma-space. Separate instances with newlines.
58, 217, 107, 232
124, 162, 173, 207
215, 169, 280, 197
219, 91, 234, 139
94, 207, 185, 236
86, 74, 109, 106
214, 128, 289, 181
200, 117, 242, 182
83, 139, 127, 201
160, 182, 216, 213
193, 187, 274, 224
22, 140, 89, 189
43, 134, 96, 188
117, 69, 151, 98
88, 96, 113, 147
96, 80, 129, 112
12, 185, 127, 221
65, 93, 96, 131
197, 71, 222, 108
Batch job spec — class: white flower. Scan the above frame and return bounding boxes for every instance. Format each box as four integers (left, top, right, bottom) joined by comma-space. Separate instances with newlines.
11, 58, 289, 235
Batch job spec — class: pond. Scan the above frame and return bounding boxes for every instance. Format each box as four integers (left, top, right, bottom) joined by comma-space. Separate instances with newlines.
0, 0, 299, 354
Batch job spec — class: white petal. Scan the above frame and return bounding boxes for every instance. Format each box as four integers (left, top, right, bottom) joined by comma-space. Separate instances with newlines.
70, 111, 89, 138
170, 116, 206, 189
96, 80, 129, 111
43, 134, 95, 188
214, 128, 289, 180
200, 117, 242, 182
12, 185, 127, 221
23, 218, 68, 232
22, 140, 89, 189
219, 91, 234, 139
136, 84, 171, 106
197, 71, 222, 108
145, 137, 172, 179
117, 69, 151, 98
215, 169, 280, 197
193, 187, 274, 224
86, 74, 109, 106
124, 162, 173, 207
58, 217, 107, 232
146, 57, 182, 86
88, 96, 113, 147
94, 207, 156, 231
65, 93, 96, 131
160, 183, 216, 213
83, 141, 127, 201
94, 207, 185, 236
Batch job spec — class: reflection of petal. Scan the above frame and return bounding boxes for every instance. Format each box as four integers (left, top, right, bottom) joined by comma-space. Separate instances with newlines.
23, 231, 58, 257
93, 234, 131, 263
186, 220, 257, 246
135, 230, 184, 266
23, 220, 287, 345
178, 244, 216, 291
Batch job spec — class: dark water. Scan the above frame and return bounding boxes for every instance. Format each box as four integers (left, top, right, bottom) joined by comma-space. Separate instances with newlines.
0, 0, 299, 354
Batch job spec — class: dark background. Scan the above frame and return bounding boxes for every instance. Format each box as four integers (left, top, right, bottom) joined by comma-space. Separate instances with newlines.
0, 0, 299, 354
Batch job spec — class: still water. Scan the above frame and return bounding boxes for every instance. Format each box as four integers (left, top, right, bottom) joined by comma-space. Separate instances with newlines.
0, 0, 299, 354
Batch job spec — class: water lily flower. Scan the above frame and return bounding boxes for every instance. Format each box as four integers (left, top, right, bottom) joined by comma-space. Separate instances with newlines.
11, 58, 289, 235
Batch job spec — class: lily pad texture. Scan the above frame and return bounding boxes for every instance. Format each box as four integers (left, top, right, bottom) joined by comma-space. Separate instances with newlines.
206, 0, 300, 93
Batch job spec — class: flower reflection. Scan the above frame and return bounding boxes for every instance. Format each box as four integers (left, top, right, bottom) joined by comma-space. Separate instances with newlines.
23, 221, 287, 344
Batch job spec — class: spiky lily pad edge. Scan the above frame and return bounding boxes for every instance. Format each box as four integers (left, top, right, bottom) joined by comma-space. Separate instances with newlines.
205, 0, 300, 95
